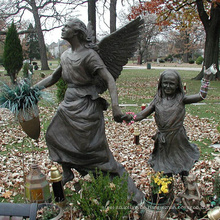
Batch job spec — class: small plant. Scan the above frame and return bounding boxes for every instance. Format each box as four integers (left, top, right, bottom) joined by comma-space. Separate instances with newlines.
0, 79, 48, 120
213, 172, 220, 204
0, 79, 52, 139
189, 60, 195, 64
72, 169, 132, 220
37, 204, 60, 220
196, 56, 204, 65
149, 172, 173, 203
22, 62, 30, 78
56, 78, 67, 103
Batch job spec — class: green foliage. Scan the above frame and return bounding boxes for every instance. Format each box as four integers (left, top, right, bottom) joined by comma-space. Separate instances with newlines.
196, 56, 204, 65
0, 56, 3, 65
150, 172, 173, 195
188, 60, 195, 64
213, 173, 220, 199
0, 79, 52, 119
3, 22, 23, 84
23, 62, 30, 78
37, 205, 60, 220
72, 170, 131, 220
56, 78, 67, 102
26, 23, 40, 61
165, 55, 173, 62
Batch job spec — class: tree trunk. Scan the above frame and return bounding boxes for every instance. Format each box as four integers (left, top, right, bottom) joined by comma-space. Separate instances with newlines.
110, 0, 117, 33
194, 1, 220, 80
30, 0, 49, 70
195, 30, 220, 80
88, 0, 96, 41
182, 31, 190, 63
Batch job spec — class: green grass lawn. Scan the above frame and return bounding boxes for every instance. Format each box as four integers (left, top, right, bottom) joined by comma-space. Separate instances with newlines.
0, 62, 219, 127
114, 68, 220, 120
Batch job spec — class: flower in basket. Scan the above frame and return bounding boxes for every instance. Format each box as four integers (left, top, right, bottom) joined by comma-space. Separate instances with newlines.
0, 79, 52, 140
150, 172, 173, 203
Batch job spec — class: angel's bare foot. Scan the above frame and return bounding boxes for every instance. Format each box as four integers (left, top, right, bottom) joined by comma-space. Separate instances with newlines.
62, 165, 74, 185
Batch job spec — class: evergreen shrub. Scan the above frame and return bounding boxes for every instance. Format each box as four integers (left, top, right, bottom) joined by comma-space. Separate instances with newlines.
72, 170, 132, 220
196, 56, 204, 65
56, 78, 67, 102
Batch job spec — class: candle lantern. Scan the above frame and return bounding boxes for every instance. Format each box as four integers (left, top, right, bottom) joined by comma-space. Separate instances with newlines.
50, 166, 66, 207
141, 104, 146, 110
25, 164, 51, 203
134, 127, 140, 145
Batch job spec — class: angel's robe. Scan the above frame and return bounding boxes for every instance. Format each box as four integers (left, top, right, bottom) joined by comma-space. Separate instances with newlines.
45, 47, 144, 203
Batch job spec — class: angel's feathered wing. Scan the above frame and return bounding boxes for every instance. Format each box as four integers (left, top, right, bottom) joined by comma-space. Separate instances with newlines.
94, 17, 144, 94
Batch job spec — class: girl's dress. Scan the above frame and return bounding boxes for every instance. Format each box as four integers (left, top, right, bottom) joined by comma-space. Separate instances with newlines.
148, 94, 200, 174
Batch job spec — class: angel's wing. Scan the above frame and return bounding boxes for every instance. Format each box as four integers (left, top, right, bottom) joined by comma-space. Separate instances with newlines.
95, 17, 144, 94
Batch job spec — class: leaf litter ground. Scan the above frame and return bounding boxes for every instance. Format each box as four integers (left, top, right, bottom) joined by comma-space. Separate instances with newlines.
0, 105, 219, 218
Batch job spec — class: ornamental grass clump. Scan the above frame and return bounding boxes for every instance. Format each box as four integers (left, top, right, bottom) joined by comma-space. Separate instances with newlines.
0, 79, 52, 139
72, 170, 132, 220
0, 79, 43, 120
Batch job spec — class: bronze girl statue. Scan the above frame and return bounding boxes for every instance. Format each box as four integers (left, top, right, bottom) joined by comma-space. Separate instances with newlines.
134, 65, 217, 181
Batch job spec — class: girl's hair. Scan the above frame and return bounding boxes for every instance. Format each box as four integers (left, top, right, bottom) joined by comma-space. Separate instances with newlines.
157, 69, 184, 99
68, 18, 98, 50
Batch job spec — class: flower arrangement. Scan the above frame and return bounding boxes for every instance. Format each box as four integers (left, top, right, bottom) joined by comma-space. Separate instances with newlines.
150, 172, 173, 200
124, 112, 137, 125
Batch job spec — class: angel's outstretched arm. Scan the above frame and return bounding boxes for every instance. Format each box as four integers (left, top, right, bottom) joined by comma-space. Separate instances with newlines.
34, 65, 62, 89
96, 67, 126, 122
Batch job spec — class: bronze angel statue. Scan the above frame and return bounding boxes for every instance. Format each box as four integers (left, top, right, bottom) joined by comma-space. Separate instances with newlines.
35, 17, 144, 204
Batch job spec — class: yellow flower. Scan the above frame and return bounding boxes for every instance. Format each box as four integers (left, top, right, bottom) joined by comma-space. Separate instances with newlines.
154, 177, 159, 183
161, 185, 169, 194
157, 180, 162, 186
150, 172, 173, 194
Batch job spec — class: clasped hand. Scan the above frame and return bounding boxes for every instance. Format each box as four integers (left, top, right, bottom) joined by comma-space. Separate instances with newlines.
112, 105, 133, 123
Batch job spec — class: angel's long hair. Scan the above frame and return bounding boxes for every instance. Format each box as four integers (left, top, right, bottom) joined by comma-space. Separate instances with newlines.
156, 69, 184, 100
68, 18, 98, 50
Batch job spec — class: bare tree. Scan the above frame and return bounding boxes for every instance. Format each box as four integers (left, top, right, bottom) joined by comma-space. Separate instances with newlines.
0, 0, 87, 70
138, 14, 160, 64
88, 0, 96, 41
110, 0, 117, 33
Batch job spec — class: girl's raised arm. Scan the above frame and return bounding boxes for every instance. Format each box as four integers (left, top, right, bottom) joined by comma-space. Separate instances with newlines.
134, 101, 155, 121
184, 64, 217, 104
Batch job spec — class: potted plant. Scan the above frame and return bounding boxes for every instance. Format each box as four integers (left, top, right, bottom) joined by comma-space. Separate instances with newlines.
149, 171, 173, 203
0, 79, 51, 140
0, 203, 63, 220
37, 203, 63, 220
143, 171, 173, 219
